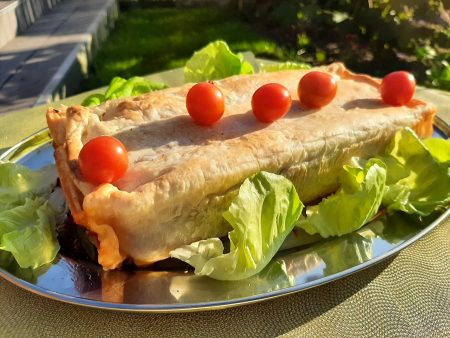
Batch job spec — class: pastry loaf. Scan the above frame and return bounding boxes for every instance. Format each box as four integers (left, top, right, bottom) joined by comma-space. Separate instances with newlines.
47, 63, 435, 270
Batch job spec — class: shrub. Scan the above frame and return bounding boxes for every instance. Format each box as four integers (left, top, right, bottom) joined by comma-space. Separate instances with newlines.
242, 0, 450, 90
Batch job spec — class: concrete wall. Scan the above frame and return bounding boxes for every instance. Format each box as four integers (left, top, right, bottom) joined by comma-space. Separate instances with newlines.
35, 0, 120, 105
0, 0, 62, 48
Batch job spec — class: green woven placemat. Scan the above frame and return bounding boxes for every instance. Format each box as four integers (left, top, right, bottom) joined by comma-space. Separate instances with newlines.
0, 217, 448, 337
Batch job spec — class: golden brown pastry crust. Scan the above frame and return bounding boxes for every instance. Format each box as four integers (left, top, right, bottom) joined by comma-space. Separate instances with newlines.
47, 63, 436, 270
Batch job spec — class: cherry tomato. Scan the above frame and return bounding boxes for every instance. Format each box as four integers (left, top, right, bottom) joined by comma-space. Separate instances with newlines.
298, 71, 337, 109
252, 83, 292, 123
186, 82, 225, 126
78, 136, 128, 185
381, 71, 416, 106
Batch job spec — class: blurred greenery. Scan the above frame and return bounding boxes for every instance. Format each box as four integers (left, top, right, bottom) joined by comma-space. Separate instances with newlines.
242, 0, 450, 90
83, 2, 450, 91
81, 7, 284, 90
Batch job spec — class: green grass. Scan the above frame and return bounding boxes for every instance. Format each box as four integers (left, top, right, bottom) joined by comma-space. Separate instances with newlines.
82, 8, 285, 90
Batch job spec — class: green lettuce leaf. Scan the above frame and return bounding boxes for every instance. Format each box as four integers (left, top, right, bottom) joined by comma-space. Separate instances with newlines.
171, 171, 303, 280
0, 198, 59, 269
80, 93, 105, 107
259, 61, 311, 73
105, 76, 168, 100
381, 128, 450, 216
0, 250, 50, 283
104, 76, 127, 99
0, 162, 56, 212
423, 138, 450, 164
81, 76, 168, 107
298, 159, 387, 238
184, 40, 254, 82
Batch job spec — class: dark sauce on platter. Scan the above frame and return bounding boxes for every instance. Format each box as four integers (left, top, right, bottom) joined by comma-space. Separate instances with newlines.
57, 213, 192, 272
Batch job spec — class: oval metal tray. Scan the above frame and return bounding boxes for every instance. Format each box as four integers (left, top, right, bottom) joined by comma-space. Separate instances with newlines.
0, 120, 448, 313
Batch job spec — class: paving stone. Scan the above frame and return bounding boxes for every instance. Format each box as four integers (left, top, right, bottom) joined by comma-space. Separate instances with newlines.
0, 0, 117, 114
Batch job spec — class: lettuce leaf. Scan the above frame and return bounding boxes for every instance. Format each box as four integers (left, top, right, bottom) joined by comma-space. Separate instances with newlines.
0, 162, 56, 212
0, 250, 51, 283
171, 171, 303, 280
423, 138, 450, 164
80, 93, 105, 107
381, 128, 450, 216
81, 76, 168, 107
106, 76, 168, 100
184, 40, 254, 82
104, 76, 127, 99
259, 61, 311, 73
0, 162, 61, 268
298, 159, 387, 238
0, 198, 59, 269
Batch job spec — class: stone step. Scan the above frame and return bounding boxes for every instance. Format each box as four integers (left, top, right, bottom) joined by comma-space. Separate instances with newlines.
0, 0, 62, 49
0, 0, 118, 114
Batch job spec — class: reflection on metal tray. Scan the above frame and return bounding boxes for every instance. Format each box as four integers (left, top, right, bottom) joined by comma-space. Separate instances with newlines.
0, 119, 448, 312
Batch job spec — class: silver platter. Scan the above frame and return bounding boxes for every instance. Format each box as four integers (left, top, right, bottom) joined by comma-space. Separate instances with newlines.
0, 119, 448, 313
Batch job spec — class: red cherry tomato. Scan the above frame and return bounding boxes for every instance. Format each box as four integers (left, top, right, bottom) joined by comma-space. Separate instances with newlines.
298, 71, 337, 109
186, 82, 225, 126
381, 71, 416, 106
252, 83, 292, 123
79, 136, 128, 185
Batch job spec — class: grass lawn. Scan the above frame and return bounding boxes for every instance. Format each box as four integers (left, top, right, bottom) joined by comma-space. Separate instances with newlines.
82, 7, 284, 90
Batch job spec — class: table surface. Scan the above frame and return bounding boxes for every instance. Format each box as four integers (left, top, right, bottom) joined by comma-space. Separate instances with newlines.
0, 68, 449, 337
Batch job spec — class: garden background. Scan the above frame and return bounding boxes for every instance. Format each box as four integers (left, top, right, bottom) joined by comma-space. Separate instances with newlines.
82, 0, 450, 92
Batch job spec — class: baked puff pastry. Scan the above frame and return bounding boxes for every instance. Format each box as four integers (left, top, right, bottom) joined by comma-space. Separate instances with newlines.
46, 63, 435, 270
